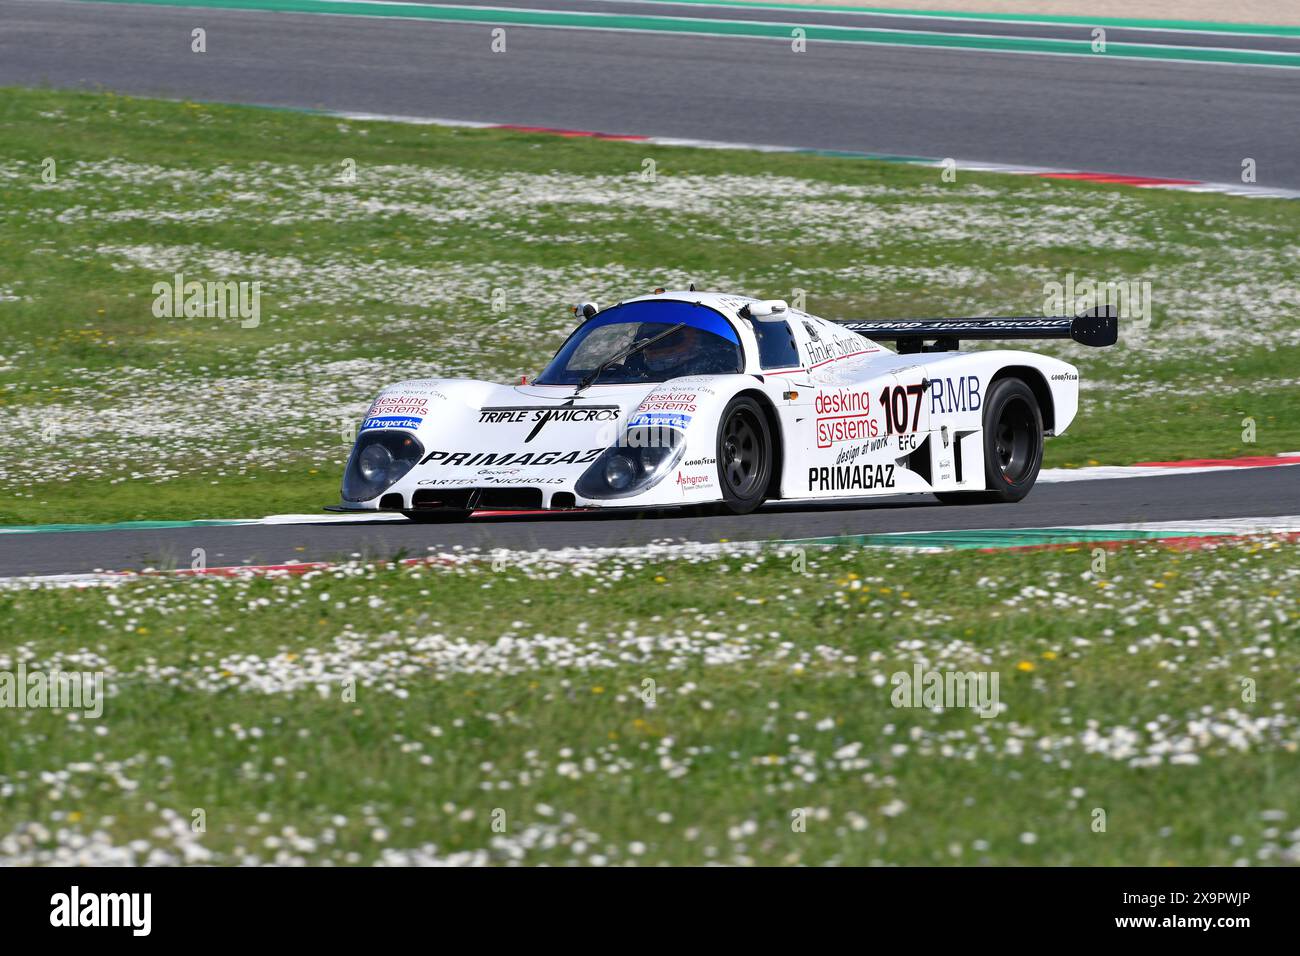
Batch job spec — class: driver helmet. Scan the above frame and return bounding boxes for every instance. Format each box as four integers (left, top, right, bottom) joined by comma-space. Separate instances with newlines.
643, 325, 702, 373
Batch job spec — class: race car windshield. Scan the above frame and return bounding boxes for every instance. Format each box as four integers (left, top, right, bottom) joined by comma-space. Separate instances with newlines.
535, 300, 742, 386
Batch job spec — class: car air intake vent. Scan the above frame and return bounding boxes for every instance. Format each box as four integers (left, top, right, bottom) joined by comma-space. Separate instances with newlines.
550, 492, 576, 510
412, 489, 475, 510
380, 493, 405, 510
906, 435, 931, 484
477, 488, 543, 510
411, 488, 544, 511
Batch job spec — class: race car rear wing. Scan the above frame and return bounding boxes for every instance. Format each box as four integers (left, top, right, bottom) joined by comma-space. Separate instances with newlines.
838, 305, 1117, 353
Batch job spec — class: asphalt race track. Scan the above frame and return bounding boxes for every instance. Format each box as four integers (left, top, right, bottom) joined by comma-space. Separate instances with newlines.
1, 467, 1297, 576
3, 0, 1298, 575
2, 0, 1299, 187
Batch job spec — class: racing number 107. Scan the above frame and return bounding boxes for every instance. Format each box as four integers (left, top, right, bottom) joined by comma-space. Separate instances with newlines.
880, 383, 924, 435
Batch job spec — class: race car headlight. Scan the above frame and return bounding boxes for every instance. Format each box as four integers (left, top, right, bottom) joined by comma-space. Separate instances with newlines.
575, 427, 685, 500
342, 429, 424, 502
603, 455, 636, 491
358, 443, 393, 483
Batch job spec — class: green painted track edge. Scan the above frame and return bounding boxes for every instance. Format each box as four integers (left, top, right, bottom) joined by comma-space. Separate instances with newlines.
67, 0, 1300, 67
624, 0, 1300, 37
0, 518, 254, 534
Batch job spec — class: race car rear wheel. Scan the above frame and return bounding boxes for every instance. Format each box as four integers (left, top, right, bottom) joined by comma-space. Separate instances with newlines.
935, 376, 1042, 505
715, 396, 772, 515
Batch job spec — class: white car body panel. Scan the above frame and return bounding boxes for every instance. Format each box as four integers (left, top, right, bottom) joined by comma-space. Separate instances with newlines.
336, 291, 1083, 513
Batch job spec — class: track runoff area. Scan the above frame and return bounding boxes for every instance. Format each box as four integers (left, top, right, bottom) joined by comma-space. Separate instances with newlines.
7, 0, 1299, 193
1, 455, 1297, 580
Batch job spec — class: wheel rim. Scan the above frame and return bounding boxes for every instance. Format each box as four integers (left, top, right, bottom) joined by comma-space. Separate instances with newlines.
722, 407, 765, 498
993, 396, 1035, 484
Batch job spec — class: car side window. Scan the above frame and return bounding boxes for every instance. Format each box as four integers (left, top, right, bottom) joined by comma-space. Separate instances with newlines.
747, 319, 802, 370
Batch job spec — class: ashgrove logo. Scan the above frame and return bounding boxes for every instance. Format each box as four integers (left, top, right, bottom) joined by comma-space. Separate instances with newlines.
1043, 273, 1151, 327
50, 886, 151, 936
675, 470, 712, 492
152, 271, 261, 328
0, 663, 104, 718
890, 664, 1000, 718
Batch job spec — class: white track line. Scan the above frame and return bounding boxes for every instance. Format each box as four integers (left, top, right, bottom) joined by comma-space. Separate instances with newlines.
1039, 458, 1300, 482
1080, 515, 1300, 534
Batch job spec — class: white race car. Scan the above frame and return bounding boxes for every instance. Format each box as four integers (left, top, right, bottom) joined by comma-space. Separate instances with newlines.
333, 290, 1116, 520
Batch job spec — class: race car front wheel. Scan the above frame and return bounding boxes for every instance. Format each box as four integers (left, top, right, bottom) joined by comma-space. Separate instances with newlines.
935, 376, 1043, 505
715, 396, 772, 515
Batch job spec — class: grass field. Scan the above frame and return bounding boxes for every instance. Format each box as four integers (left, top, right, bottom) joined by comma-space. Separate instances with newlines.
1, 88, 1298, 525
2, 90, 1296, 868
0, 538, 1296, 865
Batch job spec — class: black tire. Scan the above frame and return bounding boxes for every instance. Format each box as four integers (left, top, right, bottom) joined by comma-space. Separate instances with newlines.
935, 377, 1043, 505
403, 510, 471, 523
714, 396, 773, 515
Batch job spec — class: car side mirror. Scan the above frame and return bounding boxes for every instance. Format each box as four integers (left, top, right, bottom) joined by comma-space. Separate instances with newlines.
740, 299, 789, 321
